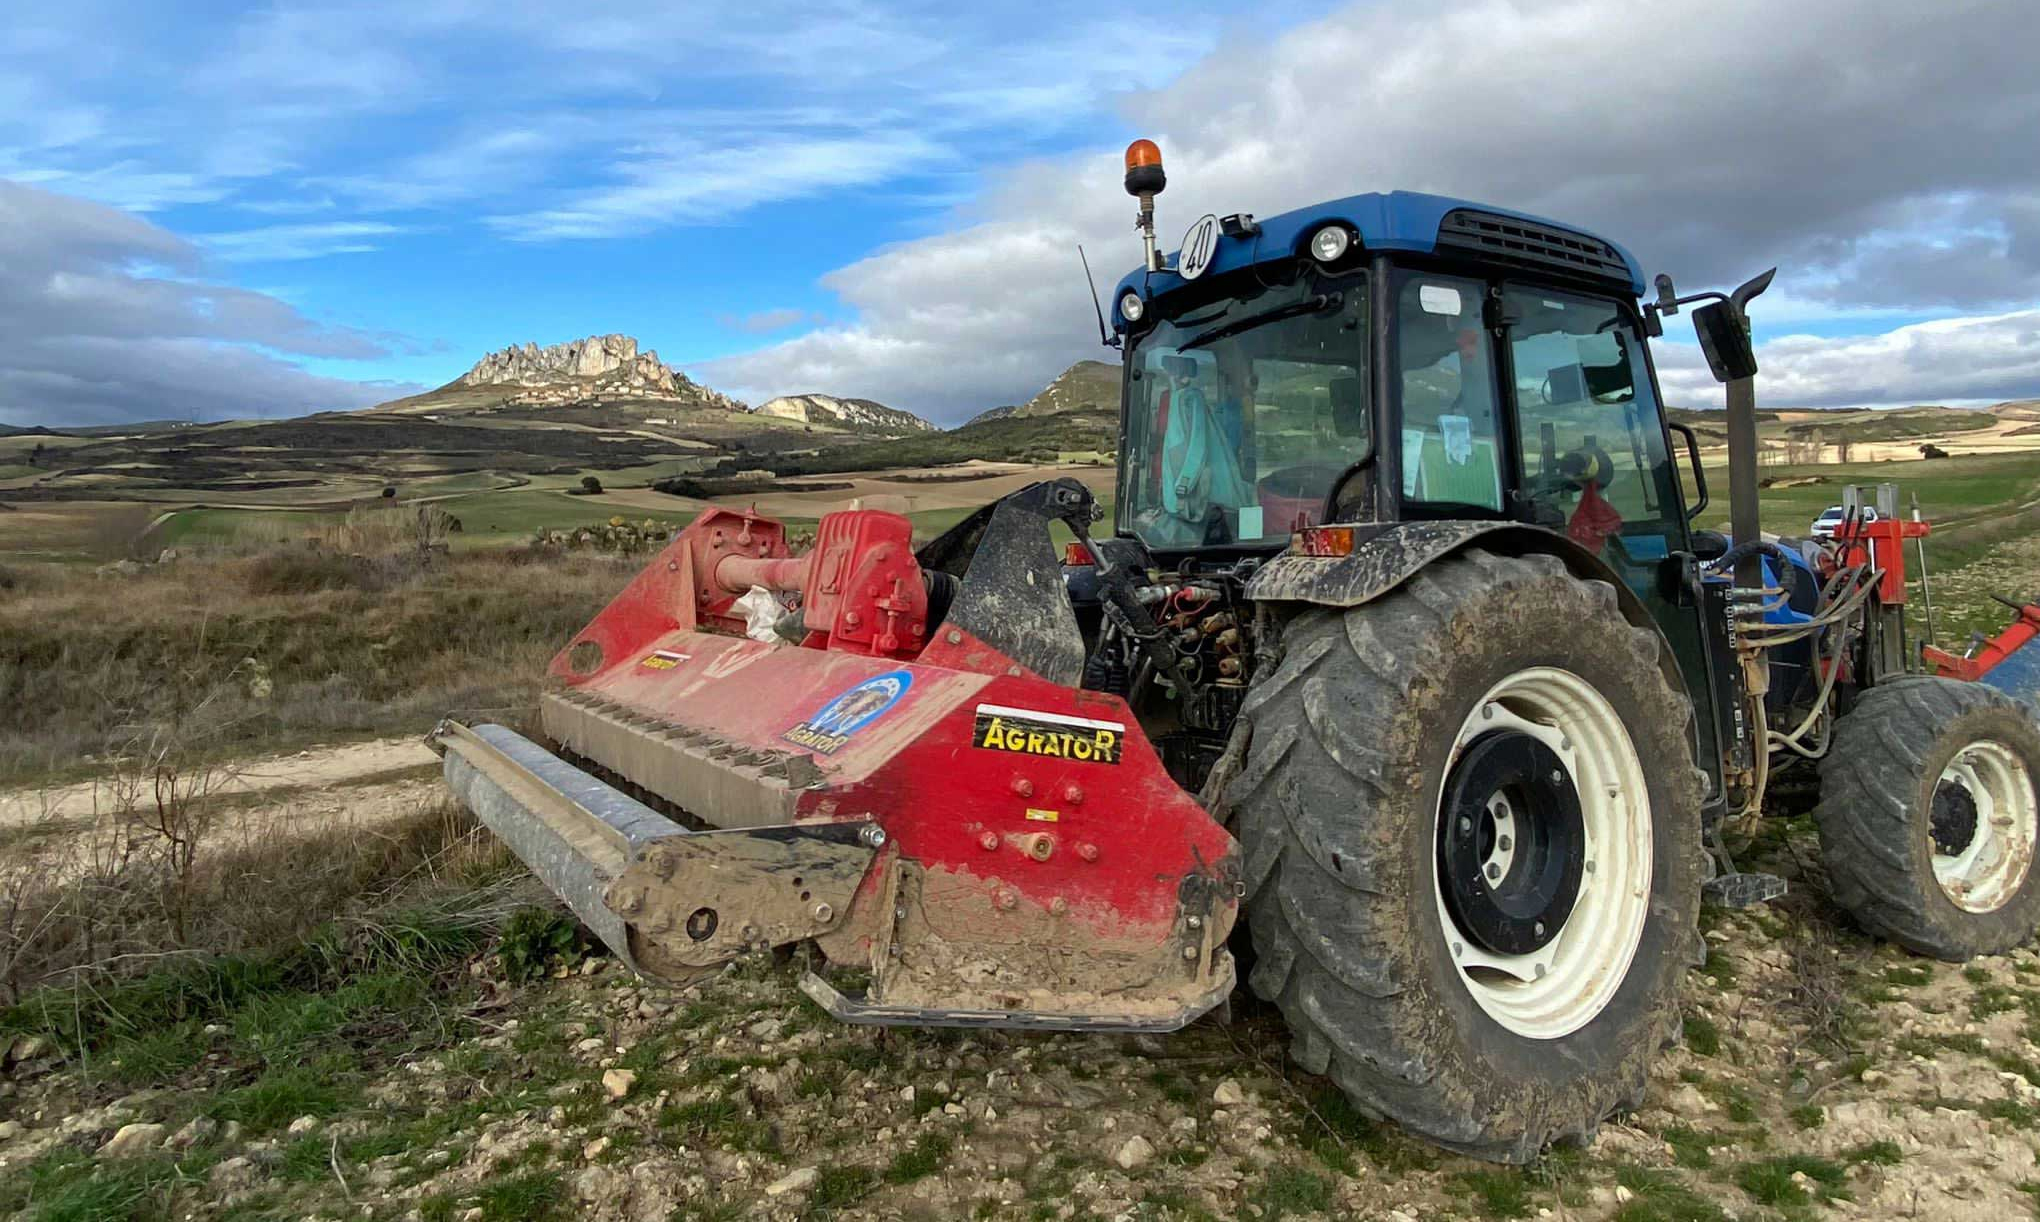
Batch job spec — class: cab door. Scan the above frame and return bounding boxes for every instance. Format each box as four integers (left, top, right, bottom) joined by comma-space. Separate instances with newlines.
1493, 285, 1724, 795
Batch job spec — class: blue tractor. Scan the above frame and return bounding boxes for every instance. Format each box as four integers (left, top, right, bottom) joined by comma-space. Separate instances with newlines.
1069, 139, 2040, 1158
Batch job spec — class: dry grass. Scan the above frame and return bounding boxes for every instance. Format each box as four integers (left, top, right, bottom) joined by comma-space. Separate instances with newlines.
0, 718, 513, 1003
0, 545, 636, 784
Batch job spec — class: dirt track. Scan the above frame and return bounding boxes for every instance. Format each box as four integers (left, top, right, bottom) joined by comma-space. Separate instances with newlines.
0, 735, 437, 829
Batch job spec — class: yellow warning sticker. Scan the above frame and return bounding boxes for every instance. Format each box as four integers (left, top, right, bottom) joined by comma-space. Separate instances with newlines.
640, 649, 689, 671
1025, 808, 1060, 822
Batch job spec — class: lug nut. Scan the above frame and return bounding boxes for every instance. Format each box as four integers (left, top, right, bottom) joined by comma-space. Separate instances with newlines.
1077, 842, 1099, 863
979, 832, 1000, 851
1485, 863, 1500, 881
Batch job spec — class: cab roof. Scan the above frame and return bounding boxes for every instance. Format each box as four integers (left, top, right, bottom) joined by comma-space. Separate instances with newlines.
1110, 191, 1645, 331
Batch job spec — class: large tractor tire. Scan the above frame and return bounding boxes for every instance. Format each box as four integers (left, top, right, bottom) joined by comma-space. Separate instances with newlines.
1816, 677, 2040, 960
1229, 549, 1705, 1162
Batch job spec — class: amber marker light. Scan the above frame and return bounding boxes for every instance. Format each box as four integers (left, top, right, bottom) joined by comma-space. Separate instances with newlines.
1123, 139, 1166, 197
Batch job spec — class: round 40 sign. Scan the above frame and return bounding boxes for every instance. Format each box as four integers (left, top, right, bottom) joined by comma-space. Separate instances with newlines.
1177, 213, 1220, 281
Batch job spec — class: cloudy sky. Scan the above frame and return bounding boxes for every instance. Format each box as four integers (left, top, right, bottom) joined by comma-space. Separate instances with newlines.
3, 0, 2037, 427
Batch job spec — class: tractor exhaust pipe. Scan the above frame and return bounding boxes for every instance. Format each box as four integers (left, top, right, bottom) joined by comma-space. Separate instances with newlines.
1725, 375, 1763, 590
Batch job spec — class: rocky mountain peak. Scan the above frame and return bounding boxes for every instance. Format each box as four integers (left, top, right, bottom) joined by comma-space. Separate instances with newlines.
461, 334, 671, 390
450, 334, 746, 411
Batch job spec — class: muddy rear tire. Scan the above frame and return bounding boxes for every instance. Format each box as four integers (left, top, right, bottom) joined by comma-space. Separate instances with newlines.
1816, 677, 2040, 960
1229, 550, 1705, 1162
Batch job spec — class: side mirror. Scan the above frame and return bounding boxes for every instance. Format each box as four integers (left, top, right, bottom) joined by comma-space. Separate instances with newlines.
1692, 301, 1758, 383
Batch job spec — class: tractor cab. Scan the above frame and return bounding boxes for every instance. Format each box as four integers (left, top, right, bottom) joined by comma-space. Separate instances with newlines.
1109, 190, 1690, 575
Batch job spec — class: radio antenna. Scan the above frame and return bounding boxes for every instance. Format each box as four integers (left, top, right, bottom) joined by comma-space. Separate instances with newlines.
1078, 245, 1119, 350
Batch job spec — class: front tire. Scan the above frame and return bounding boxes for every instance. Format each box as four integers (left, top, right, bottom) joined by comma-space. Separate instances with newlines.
1816, 677, 2040, 960
1229, 550, 1705, 1162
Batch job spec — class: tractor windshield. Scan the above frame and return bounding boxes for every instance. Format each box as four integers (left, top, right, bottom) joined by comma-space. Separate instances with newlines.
1119, 272, 1369, 549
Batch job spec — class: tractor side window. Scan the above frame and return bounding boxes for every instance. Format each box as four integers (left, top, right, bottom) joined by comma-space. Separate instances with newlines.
1397, 275, 1503, 512
1501, 288, 1679, 562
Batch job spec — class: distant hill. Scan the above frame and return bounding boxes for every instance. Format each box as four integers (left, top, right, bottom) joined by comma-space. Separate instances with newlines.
1014, 360, 1120, 418
754, 394, 935, 435
962, 404, 1021, 428
666, 361, 1120, 488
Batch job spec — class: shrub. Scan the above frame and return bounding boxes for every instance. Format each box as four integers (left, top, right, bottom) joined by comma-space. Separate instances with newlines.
497, 907, 590, 982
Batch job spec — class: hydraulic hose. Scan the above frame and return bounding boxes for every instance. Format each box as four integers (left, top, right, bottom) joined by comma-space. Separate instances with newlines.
1707, 540, 1803, 599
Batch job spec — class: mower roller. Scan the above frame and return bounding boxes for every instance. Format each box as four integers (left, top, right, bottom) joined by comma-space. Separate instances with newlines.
438, 139, 2040, 1161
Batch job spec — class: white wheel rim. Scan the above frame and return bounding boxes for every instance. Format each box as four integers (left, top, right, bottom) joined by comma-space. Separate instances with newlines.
1432, 667, 1653, 1040
1931, 740, 2037, 913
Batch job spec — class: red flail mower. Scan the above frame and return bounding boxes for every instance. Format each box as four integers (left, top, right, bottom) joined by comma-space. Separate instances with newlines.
436, 487, 1239, 1030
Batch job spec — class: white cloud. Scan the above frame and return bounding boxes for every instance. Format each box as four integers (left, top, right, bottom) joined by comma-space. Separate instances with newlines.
704, 0, 2040, 420
198, 221, 409, 262
488, 130, 947, 240
0, 181, 403, 424
1657, 311, 2040, 410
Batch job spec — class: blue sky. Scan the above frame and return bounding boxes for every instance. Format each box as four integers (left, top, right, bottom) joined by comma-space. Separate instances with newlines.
3, 0, 2038, 426
0, 0, 1331, 418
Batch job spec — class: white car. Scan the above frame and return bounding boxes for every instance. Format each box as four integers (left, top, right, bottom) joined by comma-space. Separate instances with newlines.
1810, 504, 1879, 539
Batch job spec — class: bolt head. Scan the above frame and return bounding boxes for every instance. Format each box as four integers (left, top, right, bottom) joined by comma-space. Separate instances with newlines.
1063, 784, 1084, 805
945, 629, 963, 645
1181, 945, 1198, 961
1011, 776, 1034, 797
1497, 835, 1512, 852
1077, 843, 1099, 863
1186, 915, 1203, 930
859, 824, 888, 848
812, 902, 834, 923
1485, 862, 1500, 881
1049, 897, 1068, 916
979, 832, 1000, 851
996, 889, 1019, 911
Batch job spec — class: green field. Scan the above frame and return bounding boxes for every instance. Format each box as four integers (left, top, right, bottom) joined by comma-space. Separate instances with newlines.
1694, 452, 2040, 538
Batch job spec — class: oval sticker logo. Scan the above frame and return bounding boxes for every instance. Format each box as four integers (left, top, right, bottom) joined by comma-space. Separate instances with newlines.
1178, 214, 1221, 281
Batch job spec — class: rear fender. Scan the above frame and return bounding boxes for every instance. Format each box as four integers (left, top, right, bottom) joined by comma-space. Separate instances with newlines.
1244, 520, 1691, 703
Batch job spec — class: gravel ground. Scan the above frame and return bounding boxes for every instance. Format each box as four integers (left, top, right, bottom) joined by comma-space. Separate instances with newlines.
5, 822, 2040, 1220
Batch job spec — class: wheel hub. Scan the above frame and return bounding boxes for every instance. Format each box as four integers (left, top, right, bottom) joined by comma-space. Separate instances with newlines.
1930, 780, 1980, 858
1438, 732, 1585, 955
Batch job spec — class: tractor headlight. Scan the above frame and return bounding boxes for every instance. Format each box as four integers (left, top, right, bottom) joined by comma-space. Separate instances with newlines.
1119, 291, 1145, 322
1309, 225, 1351, 263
